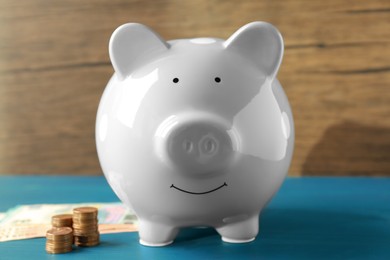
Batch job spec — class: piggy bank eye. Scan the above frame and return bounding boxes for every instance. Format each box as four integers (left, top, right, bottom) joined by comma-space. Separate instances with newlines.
173, 78, 179, 83
214, 77, 221, 83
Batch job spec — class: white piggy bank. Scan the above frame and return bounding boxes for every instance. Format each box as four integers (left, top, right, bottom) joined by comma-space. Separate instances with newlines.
96, 22, 294, 246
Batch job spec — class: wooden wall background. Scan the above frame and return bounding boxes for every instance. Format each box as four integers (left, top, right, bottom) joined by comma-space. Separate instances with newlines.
0, 0, 389, 176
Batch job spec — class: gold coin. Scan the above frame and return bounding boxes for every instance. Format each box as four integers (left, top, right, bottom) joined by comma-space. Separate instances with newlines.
72, 230, 98, 235
72, 217, 98, 222
46, 243, 73, 249
46, 237, 73, 243
46, 237, 73, 242
75, 239, 99, 245
52, 214, 73, 221
73, 207, 97, 213
46, 227, 73, 240
75, 239, 100, 247
72, 217, 97, 223
73, 214, 98, 218
72, 225, 98, 229
73, 207, 98, 216
73, 231, 98, 237
72, 227, 98, 231
46, 247, 72, 254
74, 233, 99, 241
52, 214, 73, 227
45, 243, 73, 249
73, 221, 98, 228
46, 243, 73, 247
76, 242, 99, 247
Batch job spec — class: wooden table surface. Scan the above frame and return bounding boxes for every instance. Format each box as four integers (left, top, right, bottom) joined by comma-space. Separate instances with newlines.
0, 0, 389, 175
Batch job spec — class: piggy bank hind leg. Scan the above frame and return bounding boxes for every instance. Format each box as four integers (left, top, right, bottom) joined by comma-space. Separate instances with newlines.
216, 214, 259, 243
138, 220, 179, 247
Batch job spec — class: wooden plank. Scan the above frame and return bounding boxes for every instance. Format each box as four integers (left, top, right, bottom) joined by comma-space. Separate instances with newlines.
0, 66, 110, 173
0, 0, 389, 175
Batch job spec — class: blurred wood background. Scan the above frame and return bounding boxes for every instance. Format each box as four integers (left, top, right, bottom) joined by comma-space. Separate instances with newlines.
0, 0, 389, 176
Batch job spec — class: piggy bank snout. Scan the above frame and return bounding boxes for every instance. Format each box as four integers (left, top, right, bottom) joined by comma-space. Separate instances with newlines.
155, 116, 236, 174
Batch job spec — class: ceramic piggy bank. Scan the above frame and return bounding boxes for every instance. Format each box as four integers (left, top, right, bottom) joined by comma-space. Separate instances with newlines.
96, 22, 294, 246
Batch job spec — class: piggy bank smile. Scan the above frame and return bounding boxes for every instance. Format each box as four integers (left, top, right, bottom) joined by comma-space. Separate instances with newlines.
170, 182, 228, 195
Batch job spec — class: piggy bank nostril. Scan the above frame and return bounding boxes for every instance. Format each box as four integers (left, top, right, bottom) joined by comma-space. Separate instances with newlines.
201, 137, 217, 154
205, 140, 214, 152
183, 140, 194, 153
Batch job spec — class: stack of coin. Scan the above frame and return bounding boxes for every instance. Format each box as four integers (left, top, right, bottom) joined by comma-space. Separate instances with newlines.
73, 207, 100, 246
52, 214, 73, 228
46, 227, 73, 254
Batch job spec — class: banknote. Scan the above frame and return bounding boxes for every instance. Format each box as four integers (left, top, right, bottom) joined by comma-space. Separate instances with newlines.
0, 213, 5, 223
0, 203, 138, 242
0, 202, 138, 225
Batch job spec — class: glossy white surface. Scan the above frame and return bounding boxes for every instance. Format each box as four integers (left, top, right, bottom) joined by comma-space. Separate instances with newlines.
96, 22, 294, 246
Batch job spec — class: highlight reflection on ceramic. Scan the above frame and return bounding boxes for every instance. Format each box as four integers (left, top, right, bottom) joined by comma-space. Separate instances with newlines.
96, 21, 294, 247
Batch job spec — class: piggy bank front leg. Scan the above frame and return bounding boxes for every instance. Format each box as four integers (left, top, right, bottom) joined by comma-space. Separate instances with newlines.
138, 219, 179, 247
216, 214, 259, 243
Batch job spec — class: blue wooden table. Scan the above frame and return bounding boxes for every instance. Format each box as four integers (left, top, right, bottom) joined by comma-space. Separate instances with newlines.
0, 176, 389, 259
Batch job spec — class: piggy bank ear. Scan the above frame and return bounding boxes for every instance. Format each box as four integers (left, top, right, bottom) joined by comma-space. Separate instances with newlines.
224, 22, 283, 78
109, 23, 169, 79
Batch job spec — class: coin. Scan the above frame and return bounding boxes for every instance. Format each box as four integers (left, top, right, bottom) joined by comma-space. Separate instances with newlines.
73, 230, 98, 237
73, 207, 98, 216
46, 227, 73, 239
45, 246, 72, 254
52, 214, 73, 228
46, 242, 73, 249
72, 224, 98, 230
73, 218, 97, 225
